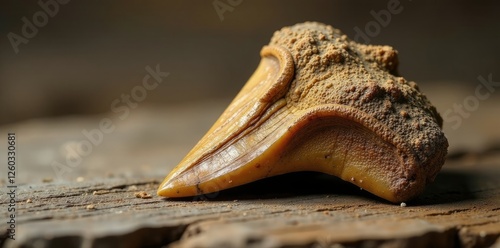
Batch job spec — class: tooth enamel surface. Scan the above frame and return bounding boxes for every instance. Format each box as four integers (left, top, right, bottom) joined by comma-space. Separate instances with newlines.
158, 22, 448, 203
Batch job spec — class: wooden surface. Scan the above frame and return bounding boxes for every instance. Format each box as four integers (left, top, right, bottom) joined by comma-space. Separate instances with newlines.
0, 163, 499, 248
1, 85, 500, 248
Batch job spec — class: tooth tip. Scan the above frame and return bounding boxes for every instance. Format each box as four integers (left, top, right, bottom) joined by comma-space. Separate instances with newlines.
156, 178, 175, 197
156, 185, 168, 197
157, 174, 199, 198
156, 189, 169, 197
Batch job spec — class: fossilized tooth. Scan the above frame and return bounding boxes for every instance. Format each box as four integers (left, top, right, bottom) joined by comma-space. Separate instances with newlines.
157, 22, 448, 203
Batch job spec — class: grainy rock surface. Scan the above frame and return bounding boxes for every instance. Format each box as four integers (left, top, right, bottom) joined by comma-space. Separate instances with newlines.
269, 22, 448, 201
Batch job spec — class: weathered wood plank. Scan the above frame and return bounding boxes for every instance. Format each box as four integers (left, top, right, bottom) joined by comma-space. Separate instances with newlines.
1, 164, 499, 248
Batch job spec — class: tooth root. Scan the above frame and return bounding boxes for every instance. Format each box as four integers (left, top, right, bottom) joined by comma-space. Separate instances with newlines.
275, 113, 404, 202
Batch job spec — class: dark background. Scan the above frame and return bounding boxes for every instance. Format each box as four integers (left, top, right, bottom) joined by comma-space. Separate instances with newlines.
1, 0, 499, 125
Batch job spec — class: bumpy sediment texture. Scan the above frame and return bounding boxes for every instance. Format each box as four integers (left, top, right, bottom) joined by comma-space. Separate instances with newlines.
270, 22, 448, 198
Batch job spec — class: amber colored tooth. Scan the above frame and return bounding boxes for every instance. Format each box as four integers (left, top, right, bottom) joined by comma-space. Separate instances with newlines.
157, 45, 295, 198
157, 22, 448, 203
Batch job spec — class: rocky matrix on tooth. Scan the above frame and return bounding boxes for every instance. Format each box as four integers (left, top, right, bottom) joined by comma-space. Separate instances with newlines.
157, 22, 448, 203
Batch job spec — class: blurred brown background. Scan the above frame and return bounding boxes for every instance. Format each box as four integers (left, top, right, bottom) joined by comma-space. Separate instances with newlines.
1, 0, 499, 125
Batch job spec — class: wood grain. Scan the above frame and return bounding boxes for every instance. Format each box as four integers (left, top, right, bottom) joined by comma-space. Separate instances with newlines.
1, 164, 499, 248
